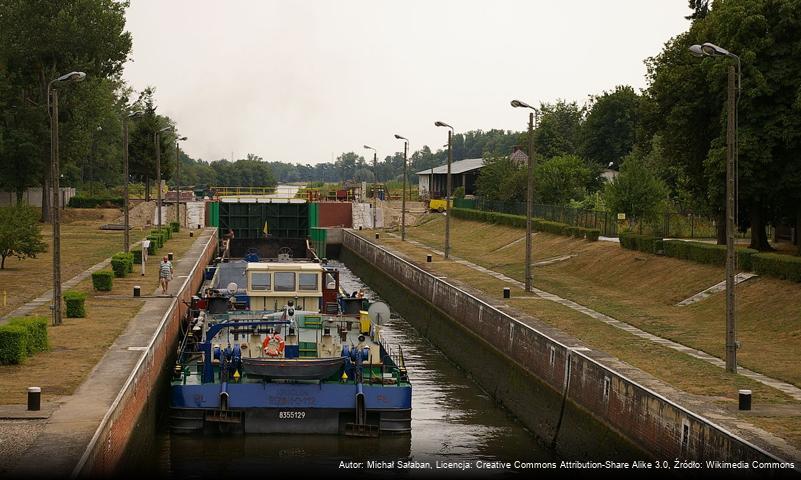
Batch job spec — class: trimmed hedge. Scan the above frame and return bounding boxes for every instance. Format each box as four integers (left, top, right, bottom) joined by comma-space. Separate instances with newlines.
620, 232, 663, 254
8, 317, 48, 354
160, 227, 172, 240
170, 221, 180, 233
67, 196, 124, 208
92, 270, 114, 291
132, 247, 143, 265
0, 324, 27, 364
450, 208, 600, 241
63, 291, 87, 318
752, 253, 801, 282
111, 252, 132, 278
146, 236, 159, 255
663, 240, 757, 270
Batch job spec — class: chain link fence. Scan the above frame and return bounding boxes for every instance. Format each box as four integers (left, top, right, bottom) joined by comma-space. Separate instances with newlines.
454, 198, 732, 239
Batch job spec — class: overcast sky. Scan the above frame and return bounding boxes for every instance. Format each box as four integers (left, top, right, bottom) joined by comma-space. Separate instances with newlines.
123, 1, 691, 164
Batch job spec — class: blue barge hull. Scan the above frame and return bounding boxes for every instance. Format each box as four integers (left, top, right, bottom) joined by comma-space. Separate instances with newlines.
170, 382, 412, 434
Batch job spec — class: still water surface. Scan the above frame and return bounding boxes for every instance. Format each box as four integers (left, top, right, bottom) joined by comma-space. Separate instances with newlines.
127, 261, 557, 476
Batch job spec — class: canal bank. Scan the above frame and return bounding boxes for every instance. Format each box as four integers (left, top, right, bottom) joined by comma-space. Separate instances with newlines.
341, 230, 786, 464
11, 228, 218, 478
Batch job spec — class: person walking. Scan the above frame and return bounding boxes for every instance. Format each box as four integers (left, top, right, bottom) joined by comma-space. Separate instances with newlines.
159, 255, 174, 294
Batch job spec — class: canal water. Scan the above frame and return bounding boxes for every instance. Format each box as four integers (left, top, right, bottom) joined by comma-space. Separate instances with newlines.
127, 261, 557, 476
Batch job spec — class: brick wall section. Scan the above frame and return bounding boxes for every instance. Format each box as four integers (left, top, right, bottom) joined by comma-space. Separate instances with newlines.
75, 229, 218, 477
343, 231, 784, 463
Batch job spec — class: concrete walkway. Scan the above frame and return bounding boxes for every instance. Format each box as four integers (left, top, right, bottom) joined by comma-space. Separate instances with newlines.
392, 234, 801, 402
10, 229, 215, 478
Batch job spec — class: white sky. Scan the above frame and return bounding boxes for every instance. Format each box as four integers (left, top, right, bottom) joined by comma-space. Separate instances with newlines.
123, 1, 691, 164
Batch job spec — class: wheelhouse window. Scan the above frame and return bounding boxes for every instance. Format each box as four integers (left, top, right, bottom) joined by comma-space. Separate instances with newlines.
274, 272, 296, 292
250, 272, 271, 291
299, 273, 318, 291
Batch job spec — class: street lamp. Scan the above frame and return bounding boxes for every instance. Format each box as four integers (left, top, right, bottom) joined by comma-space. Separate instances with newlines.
123, 110, 144, 252
155, 126, 171, 228
364, 145, 378, 229
394, 134, 409, 241
48, 71, 86, 327
175, 135, 187, 228
511, 99, 538, 293
689, 41, 740, 373
434, 121, 454, 259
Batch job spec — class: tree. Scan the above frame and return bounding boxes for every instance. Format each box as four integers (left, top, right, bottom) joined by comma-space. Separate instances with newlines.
0, 0, 132, 219
686, 0, 710, 20
580, 86, 641, 168
603, 154, 668, 227
475, 156, 527, 203
533, 100, 584, 159
0, 204, 47, 269
645, 0, 801, 249
535, 155, 597, 205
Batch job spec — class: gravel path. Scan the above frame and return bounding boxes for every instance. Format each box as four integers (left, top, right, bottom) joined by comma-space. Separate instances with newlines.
0, 419, 46, 474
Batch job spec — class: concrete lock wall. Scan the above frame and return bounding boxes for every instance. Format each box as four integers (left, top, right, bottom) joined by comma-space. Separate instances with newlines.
74, 229, 219, 476
341, 231, 784, 463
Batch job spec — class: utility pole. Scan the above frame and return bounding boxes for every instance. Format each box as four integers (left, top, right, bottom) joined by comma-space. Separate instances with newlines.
50, 88, 62, 327
175, 136, 187, 228
445, 129, 452, 259
395, 134, 409, 241
525, 111, 534, 292
123, 117, 130, 252
155, 132, 162, 228
725, 64, 737, 373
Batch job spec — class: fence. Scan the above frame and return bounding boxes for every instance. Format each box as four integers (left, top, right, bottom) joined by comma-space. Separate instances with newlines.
454, 197, 730, 239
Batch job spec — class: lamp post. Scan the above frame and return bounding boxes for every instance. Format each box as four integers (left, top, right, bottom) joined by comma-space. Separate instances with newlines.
434, 121, 454, 259
155, 126, 170, 228
48, 71, 86, 327
123, 110, 144, 252
394, 134, 409, 241
175, 135, 187, 228
690, 41, 741, 373
511, 99, 538, 293
364, 145, 377, 229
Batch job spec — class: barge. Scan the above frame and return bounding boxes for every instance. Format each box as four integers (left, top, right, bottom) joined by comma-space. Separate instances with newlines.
169, 245, 412, 436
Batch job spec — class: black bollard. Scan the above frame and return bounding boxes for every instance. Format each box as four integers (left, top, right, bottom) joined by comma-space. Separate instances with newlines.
375, 233, 380, 240
27, 387, 41, 411
189, 231, 194, 237
168, 252, 174, 261
426, 254, 432, 263
503, 287, 511, 299
739, 390, 752, 411
133, 286, 141, 297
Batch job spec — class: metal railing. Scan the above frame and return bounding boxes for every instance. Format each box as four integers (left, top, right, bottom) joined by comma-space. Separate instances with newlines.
457, 197, 744, 239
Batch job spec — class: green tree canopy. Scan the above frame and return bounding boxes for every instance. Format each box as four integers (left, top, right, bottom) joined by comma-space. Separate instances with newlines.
0, 204, 47, 269
534, 155, 598, 205
604, 154, 668, 226
580, 85, 641, 168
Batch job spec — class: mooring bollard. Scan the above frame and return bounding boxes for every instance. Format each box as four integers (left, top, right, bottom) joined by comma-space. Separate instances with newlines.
426, 254, 432, 263
168, 252, 174, 261
503, 287, 511, 299
375, 233, 380, 240
133, 286, 141, 297
358, 226, 363, 231
27, 387, 41, 411
739, 389, 752, 411
197, 224, 201, 229
189, 231, 194, 237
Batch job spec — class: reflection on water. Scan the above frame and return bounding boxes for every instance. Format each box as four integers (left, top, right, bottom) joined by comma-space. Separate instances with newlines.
130, 261, 556, 476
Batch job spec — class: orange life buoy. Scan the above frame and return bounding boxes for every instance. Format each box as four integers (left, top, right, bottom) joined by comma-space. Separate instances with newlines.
262, 334, 285, 357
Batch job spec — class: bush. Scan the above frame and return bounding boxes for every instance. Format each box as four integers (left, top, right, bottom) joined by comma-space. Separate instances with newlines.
0, 324, 27, 364
752, 253, 801, 282
146, 235, 159, 254
63, 291, 87, 318
620, 232, 663, 254
586, 229, 600, 241
170, 222, 180, 233
8, 317, 48, 354
67, 196, 124, 208
663, 240, 757, 270
132, 247, 143, 265
451, 207, 598, 241
160, 227, 172, 240
111, 253, 130, 278
92, 270, 114, 291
